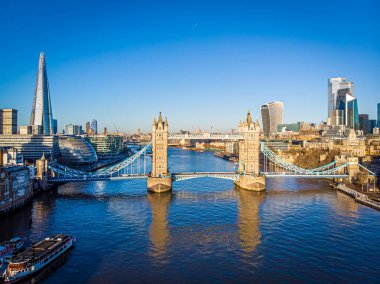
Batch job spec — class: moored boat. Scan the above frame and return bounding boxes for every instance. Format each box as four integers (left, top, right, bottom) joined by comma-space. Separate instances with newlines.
0, 237, 26, 277
0, 238, 25, 259
3, 234, 75, 283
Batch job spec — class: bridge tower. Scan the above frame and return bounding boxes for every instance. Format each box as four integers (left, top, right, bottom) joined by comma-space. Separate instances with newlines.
147, 112, 172, 193
234, 112, 266, 191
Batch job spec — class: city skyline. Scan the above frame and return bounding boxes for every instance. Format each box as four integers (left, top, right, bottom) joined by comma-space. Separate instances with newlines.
1, 0, 379, 132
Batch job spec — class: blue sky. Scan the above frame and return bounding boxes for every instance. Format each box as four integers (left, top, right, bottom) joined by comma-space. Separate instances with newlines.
0, 0, 379, 132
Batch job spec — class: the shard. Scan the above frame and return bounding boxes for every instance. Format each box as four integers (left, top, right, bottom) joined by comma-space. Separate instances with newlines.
30, 52, 54, 135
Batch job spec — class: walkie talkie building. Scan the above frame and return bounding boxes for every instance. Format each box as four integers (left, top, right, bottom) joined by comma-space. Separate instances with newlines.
30, 52, 54, 135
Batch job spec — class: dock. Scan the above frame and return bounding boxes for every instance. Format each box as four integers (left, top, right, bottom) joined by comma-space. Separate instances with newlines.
336, 183, 380, 211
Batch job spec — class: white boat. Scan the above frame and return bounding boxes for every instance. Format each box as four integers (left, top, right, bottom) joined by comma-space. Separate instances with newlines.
3, 234, 75, 283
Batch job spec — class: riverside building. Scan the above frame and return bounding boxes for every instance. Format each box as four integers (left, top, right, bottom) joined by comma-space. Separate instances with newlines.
85, 134, 124, 157
0, 165, 34, 215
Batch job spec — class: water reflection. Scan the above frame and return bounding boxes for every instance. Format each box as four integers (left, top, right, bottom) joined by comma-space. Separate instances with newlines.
237, 189, 265, 254
335, 191, 359, 218
147, 192, 172, 261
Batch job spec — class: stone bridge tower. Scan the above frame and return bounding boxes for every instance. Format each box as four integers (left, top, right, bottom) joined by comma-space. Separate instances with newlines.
234, 112, 266, 191
147, 112, 172, 193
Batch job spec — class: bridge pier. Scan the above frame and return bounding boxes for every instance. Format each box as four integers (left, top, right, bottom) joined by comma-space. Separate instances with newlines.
148, 112, 172, 193
234, 175, 266, 191
147, 176, 172, 193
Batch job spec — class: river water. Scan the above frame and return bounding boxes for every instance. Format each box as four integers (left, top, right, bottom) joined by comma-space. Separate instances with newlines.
1, 148, 379, 283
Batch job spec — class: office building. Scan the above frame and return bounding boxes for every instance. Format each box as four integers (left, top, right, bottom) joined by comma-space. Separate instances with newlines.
377, 103, 380, 127
335, 91, 359, 129
85, 135, 124, 157
65, 124, 83, 136
52, 119, 58, 134
0, 109, 17, 134
91, 119, 98, 134
277, 122, 302, 132
0, 135, 59, 162
327, 77, 354, 125
19, 126, 32, 135
85, 121, 91, 133
359, 114, 369, 134
368, 119, 377, 134
30, 52, 55, 135
260, 101, 284, 137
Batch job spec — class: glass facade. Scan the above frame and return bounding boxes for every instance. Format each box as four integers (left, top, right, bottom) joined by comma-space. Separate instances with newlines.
0, 135, 59, 161
328, 77, 354, 125
377, 103, 380, 128
261, 101, 284, 137
58, 136, 98, 166
30, 52, 54, 135
85, 135, 124, 157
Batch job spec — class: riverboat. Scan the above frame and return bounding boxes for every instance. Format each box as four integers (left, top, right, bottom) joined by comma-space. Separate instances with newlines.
2, 234, 75, 283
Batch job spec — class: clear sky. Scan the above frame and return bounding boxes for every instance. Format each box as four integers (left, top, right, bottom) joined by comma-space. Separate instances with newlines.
0, 0, 379, 133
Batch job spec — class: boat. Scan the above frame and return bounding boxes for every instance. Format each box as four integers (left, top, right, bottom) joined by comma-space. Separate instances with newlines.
0, 237, 25, 276
0, 238, 25, 259
3, 234, 75, 283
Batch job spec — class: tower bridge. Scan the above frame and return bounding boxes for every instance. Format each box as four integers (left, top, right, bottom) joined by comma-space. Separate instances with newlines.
44, 112, 367, 193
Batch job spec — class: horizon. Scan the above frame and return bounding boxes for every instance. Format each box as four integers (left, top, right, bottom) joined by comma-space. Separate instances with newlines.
0, 0, 379, 132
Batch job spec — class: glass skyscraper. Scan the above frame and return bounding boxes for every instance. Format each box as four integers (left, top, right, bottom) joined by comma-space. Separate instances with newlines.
260, 101, 284, 137
91, 119, 98, 134
336, 90, 359, 130
377, 103, 380, 127
30, 52, 55, 135
327, 77, 354, 126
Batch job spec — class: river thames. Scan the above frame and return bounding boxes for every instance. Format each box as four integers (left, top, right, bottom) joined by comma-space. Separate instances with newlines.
1, 148, 380, 283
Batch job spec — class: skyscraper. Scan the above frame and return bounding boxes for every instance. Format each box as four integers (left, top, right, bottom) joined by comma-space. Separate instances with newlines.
335, 90, 359, 130
377, 103, 380, 127
91, 119, 98, 134
0, 109, 17, 135
85, 122, 91, 134
359, 114, 369, 134
30, 52, 54, 135
327, 77, 354, 125
260, 101, 284, 137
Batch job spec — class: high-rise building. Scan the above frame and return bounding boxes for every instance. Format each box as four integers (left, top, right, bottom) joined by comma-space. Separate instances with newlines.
0, 109, 17, 134
359, 114, 369, 134
91, 119, 98, 134
30, 52, 54, 135
327, 77, 354, 125
85, 122, 91, 133
335, 90, 359, 130
260, 101, 284, 137
65, 124, 83, 136
368, 119, 377, 134
377, 103, 380, 127
52, 119, 58, 134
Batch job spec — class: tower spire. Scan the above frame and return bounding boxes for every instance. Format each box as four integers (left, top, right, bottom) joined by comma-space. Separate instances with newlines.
30, 52, 54, 135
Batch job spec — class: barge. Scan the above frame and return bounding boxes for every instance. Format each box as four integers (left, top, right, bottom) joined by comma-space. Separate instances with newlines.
2, 234, 75, 283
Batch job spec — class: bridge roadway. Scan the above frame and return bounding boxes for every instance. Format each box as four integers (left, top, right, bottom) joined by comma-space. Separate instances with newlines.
48, 171, 348, 183
168, 133, 245, 140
